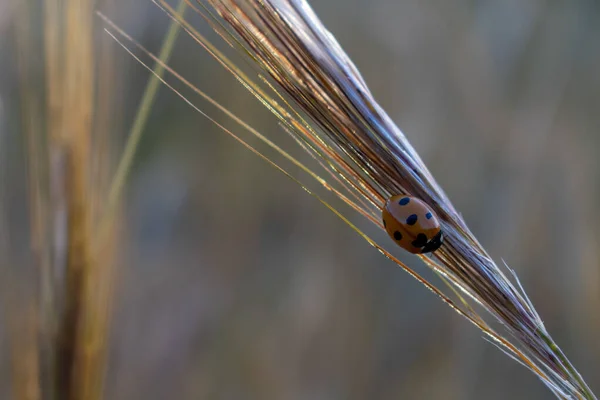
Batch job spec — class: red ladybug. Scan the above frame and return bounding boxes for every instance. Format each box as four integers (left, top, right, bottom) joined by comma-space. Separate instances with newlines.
382, 195, 443, 254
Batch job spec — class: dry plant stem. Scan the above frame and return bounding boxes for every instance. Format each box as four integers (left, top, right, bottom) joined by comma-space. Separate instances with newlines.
154, 1, 593, 398
52, 0, 99, 398
43, 0, 126, 397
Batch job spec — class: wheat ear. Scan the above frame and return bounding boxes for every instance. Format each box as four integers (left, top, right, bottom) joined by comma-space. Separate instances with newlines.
102, 0, 596, 398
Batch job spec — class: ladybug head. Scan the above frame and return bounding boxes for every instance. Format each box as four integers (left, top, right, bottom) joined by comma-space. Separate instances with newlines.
420, 231, 443, 254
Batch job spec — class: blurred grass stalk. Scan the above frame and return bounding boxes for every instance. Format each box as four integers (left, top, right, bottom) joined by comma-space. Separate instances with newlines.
12, 0, 187, 397
36, 0, 102, 397
16, 0, 100, 399
100, 0, 596, 398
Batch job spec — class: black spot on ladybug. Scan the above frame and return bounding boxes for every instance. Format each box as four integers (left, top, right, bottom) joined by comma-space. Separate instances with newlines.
412, 233, 428, 248
399, 197, 410, 206
406, 214, 418, 225
393, 231, 402, 241
426, 212, 432, 219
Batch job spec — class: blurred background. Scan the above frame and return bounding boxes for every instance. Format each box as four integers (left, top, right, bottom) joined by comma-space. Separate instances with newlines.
1, 0, 599, 399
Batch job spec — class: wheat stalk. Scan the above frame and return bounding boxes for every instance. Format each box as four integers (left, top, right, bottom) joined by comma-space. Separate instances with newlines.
99, 0, 595, 398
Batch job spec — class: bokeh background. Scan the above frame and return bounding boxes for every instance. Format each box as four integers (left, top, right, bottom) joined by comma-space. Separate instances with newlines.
1, 0, 599, 399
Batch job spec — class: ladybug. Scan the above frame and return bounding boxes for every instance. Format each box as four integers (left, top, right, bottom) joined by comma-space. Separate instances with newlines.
382, 195, 443, 254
